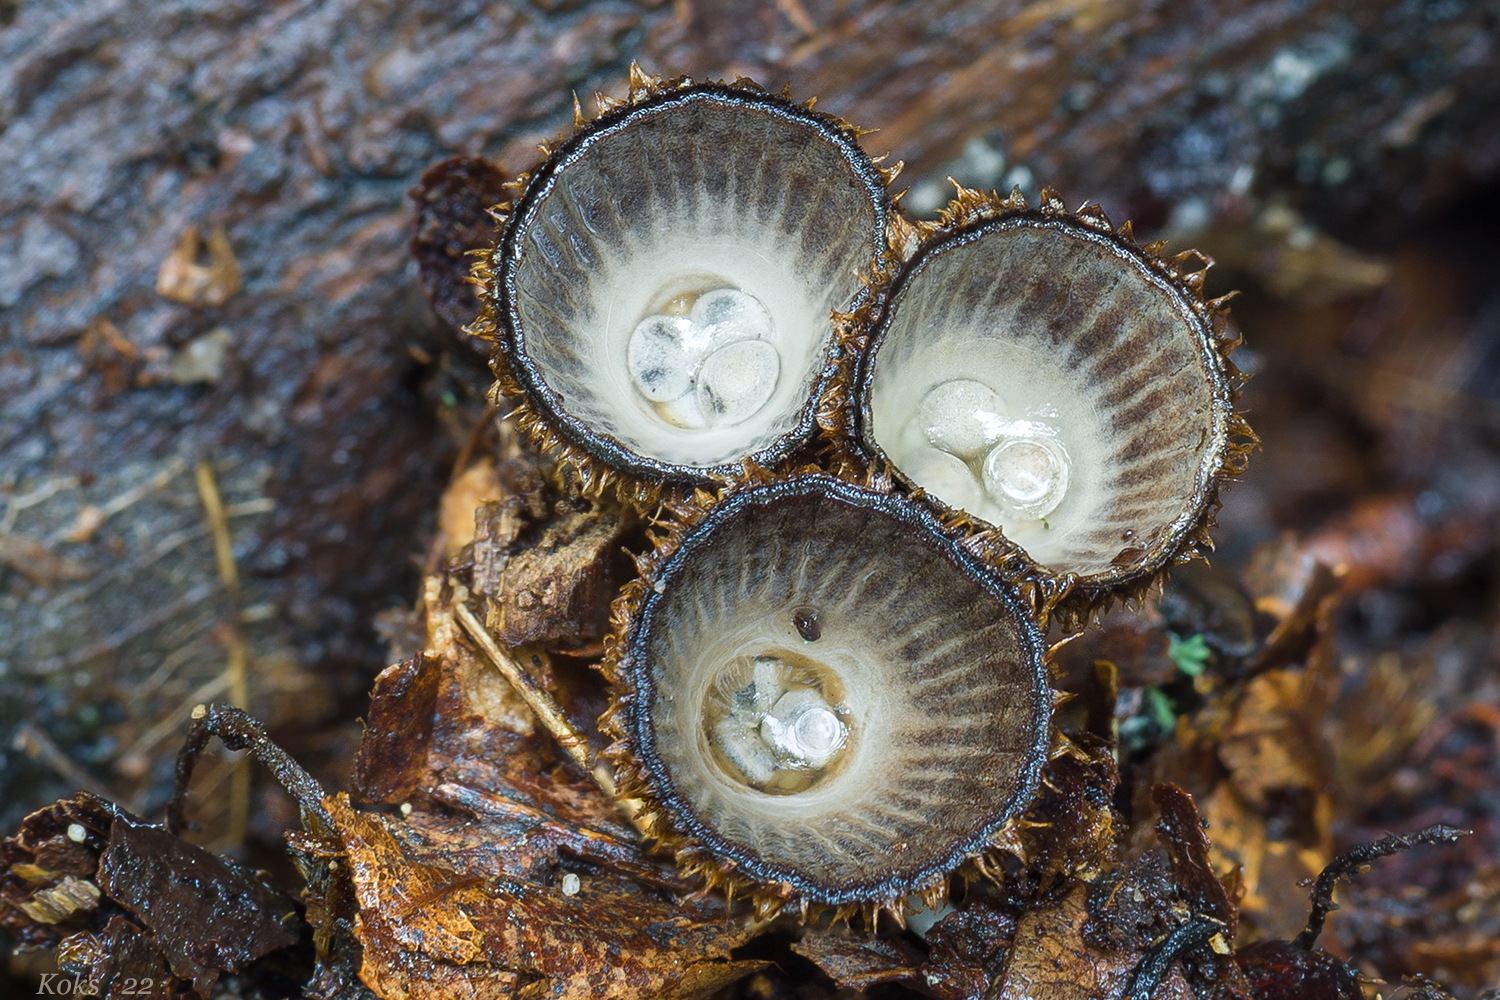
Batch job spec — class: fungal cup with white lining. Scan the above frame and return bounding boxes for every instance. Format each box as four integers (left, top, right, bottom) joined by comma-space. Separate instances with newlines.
619, 477, 1051, 903
862, 214, 1232, 586
498, 85, 887, 480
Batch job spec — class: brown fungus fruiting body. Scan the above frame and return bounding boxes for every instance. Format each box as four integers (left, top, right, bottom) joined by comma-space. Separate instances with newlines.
600, 475, 1052, 917
843, 187, 1255, 625
469, 71, 892, 504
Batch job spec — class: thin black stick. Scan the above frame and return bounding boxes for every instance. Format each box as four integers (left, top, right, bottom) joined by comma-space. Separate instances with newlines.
1122, 915, 1223, 1000
1293, 824, 1468, 951
167, 704, 332, 836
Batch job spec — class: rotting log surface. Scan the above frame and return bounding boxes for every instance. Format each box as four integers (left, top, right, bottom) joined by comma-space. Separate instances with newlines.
1, 0, 1498, 986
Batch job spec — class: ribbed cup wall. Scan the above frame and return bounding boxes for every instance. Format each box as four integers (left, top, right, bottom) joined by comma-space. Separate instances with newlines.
627, 479, 1048, 899
507, 91, 883, 472
865, 218, 1221, 579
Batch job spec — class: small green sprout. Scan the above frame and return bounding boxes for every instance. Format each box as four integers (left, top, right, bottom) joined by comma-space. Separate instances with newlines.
1168, 632, 1212, 677
1145, 686, 1177, 732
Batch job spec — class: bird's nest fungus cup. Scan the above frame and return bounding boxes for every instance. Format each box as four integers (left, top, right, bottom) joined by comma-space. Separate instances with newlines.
850, 191, 1254, 620
468, 68, 1253, 918
473, 75, 890, 497
602, 476, 1050, 914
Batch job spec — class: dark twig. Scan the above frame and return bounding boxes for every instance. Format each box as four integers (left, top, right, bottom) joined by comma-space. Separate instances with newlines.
1123, 915, 1223, 1000
1293, 824, 1469, 950
167, 704, 331, 836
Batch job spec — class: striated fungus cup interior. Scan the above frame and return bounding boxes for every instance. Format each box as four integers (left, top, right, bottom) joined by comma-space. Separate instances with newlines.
496, 85, 888, 479
618, 476, 1051, 904
861, 213, 1233, 583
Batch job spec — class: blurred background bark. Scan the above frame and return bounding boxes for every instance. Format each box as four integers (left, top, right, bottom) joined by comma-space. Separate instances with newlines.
3, 0, 1499, 992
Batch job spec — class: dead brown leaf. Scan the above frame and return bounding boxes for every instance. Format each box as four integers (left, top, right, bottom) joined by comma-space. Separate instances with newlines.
1152, 784, 1237, 939
995, 885, 1195, 1000
353, 652, 444, 807
96, 818, 300, 995
326, 795, 765, 1000
790, 932, 922, 991
76, 316, 140, 393
2, 791, 307, 997
1241, 534, 1344, 672
0, 793, 119, 948
56, 915, 191, 999
1217, 667, 1333, 817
